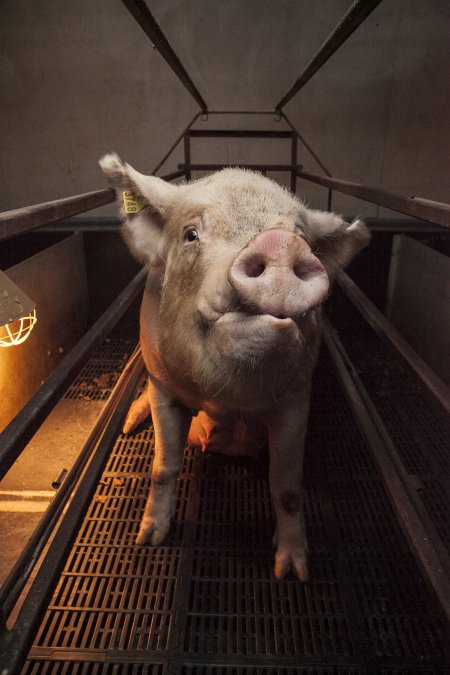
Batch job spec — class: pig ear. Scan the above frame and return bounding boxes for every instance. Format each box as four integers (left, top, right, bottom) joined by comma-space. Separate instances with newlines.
99, 153, 177, 264
308, 214, 371, 278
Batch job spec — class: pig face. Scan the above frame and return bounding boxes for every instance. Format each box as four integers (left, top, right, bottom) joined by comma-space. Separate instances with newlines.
100, 154, 369, 412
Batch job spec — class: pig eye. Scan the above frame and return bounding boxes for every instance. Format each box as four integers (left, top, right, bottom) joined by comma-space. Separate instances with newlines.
184, 228, 199, 243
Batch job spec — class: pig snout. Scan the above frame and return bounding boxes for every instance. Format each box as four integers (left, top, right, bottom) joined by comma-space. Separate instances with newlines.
228, 229, 329, 318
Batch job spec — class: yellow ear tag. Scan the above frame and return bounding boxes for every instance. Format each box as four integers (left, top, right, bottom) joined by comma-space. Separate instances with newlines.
122, 191, 145, 214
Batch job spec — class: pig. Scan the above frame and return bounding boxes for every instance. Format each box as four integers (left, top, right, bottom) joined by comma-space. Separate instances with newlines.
100, 153, 370, 580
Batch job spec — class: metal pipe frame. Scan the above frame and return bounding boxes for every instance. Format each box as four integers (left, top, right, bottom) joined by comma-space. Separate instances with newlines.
280, 112, 332, 177
0, 188, 114, 242
151, 112, 201, 175
0, 170, 184, 242
121, 0, 207, 113
0, 349, 145, 675
337, 271, 450, 416
275, 0, 383, 112
188, 130, 294, 139
297, 170, 450, 228
322, 317, 450, 624
0, 268, 147, 481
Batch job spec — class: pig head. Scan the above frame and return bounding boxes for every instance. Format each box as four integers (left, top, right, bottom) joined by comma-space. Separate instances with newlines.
100, 153, 370, 580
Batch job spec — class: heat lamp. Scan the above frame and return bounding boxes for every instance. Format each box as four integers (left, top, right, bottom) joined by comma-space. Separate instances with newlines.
0, 270, 37, 347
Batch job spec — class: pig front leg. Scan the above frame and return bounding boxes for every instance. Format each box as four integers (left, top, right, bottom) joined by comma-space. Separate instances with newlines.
123, 379, 152, 434
267, 399, 310, 581
136, 377, 191, 546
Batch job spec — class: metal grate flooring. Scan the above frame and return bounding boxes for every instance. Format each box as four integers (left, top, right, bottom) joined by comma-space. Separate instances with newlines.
64, 339, 134, 401
326, 286, 450, 553
23, 341, 449, 674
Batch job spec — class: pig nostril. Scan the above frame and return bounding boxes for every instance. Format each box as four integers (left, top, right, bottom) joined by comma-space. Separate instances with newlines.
245, 257, 266, 278
294, 261, 316, 281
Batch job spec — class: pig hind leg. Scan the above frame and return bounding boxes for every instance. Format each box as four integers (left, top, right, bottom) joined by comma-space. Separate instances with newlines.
267, 401, 310, 581
123, 380, 152, 434
136, 380, 191, 545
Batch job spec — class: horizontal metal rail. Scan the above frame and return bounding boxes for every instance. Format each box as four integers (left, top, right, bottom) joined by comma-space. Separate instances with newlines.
122, 0, 207, 113
188, 130, 294, 139
0, 347, 143, 620
0, 189, 114, 242
206, 110, 276, 116
323, 318, 450, 624
337, 271, 450, 416
0, 170, 183, 242
275, 0, 383, 111
0, 348, 144, 675
179, 163, 303, 173
0, 268, 147, 481
297, 170, 450, 228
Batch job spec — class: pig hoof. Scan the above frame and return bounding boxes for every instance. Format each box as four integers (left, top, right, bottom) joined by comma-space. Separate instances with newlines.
135, 520, 169, 546
123, 396, 151, 434
274, 548, 309, 581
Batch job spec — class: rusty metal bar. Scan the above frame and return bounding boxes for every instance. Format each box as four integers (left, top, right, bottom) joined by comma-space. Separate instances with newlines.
280, 112, 333, 177
0, 189, 114, 242
151, 112, 201, 175
275, 0, 383, 111
179, 163, 303, 173
297, 170, 450, 228
323, 318, 450, 623
188, 130, 293, 139
0, 268, 147, 481
121, 0, 207, 113
337, 271, 450, 416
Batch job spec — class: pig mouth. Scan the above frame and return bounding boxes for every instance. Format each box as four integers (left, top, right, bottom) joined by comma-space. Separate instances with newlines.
215, 311, 296, 329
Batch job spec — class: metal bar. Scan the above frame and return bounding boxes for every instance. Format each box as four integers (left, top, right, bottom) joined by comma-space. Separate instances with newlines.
0, 169, 182, 242
0, 347, 142, 619
290, 132, 297, 194
297, 170, 450, 228
0, 350, 144, 675
151, 112, 201, 175
337, 271, 450, 416
0, 189, 114, 242
178, 163, 303, 173
0, 268, 147, 480
184, 132, 191, 181
206, 110, 275, 115
188, 130, 293, 139
322, 318, 450, 623
280, 112, 333, 177
275, 0, 382, 111
121, 0, 207, 113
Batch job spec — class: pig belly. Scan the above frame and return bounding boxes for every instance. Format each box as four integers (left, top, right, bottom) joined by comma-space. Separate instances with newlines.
188, 411, 266, 458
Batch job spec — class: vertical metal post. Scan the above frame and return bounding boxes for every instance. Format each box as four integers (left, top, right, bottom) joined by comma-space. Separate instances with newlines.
327, 189, 333, 211
290, 132, 297, 194
184, 132, 191, 181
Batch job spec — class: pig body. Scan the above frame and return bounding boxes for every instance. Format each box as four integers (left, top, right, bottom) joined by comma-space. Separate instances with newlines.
100, 154, 370, 579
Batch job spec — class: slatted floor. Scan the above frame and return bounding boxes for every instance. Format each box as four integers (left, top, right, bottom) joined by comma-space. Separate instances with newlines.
22, 338, 449, 674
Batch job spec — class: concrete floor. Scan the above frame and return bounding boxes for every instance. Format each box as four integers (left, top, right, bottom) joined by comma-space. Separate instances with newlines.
0, 398, 103, 587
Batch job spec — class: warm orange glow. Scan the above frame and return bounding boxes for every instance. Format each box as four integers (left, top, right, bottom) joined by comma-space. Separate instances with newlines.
0, 310, 37, 347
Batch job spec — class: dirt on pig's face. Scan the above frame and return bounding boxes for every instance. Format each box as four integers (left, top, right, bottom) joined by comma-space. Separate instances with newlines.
157, 171, 323, 410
